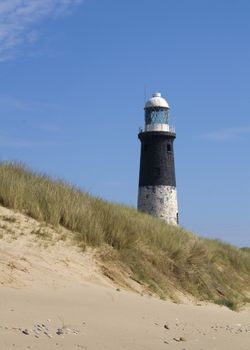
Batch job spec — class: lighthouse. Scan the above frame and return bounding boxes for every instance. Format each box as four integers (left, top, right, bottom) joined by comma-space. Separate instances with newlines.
137, 92, 178, 225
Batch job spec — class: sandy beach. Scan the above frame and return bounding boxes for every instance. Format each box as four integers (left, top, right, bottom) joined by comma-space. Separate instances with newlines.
1, 283, 250, 350
0, 206, 250, 350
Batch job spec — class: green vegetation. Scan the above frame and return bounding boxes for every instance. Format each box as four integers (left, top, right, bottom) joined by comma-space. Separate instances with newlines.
0, 162, 250, 309
240, 247, 250, 254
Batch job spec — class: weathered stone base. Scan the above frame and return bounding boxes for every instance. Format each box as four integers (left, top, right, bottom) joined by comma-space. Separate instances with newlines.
137, 185, 178, 225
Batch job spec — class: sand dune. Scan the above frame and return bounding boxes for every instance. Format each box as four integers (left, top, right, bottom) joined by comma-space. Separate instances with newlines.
0, 206, 250, 350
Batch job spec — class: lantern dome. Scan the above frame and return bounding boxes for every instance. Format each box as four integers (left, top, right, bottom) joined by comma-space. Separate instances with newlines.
145, 92, 169, 109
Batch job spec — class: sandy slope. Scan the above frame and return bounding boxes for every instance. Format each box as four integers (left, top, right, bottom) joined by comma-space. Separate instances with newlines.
0, 206, 250, 350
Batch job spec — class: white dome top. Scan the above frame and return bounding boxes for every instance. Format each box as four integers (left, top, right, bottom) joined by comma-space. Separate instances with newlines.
145, 92, 169, 109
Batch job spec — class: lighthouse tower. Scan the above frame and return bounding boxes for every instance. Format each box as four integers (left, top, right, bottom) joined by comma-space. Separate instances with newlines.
137, 92, 178, 225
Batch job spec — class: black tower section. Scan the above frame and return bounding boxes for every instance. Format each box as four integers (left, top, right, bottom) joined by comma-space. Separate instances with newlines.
138, 131, 176, 187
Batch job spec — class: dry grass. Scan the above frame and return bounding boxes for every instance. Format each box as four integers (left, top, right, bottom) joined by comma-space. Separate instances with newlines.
241, 247, 250, 254
0, 161, 249, 309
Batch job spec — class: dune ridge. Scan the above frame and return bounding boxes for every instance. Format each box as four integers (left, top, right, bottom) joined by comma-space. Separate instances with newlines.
0, 162, 250, 309
0, 168, 250, 348
0, 206, 250, 349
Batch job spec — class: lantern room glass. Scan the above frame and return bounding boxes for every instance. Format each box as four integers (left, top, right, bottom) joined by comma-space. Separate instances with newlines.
145, 108, 169, 125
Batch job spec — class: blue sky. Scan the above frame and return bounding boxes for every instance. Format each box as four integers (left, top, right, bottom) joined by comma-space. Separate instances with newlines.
0, 0, 249, 247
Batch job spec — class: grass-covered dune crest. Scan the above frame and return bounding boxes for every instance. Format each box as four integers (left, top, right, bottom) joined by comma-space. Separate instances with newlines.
0, 161, 250, 310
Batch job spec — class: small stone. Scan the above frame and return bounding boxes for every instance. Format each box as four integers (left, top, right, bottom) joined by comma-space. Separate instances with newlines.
164, 324, 170, 330
56, 328, 64, 335
173, 338, 180, 342
22, 329, 29, 335
163, 340, 169, 344
179, 337, 186, 342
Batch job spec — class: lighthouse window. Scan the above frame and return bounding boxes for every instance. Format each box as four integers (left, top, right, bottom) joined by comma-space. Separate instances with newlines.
167, 144, 172, 152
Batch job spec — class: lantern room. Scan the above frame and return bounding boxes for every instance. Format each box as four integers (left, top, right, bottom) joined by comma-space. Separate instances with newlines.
144, 92, 171, 132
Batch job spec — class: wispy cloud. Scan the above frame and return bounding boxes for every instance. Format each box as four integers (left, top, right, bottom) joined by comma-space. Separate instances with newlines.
0, 94, 62, 112
0, 0, 82, 61
0, 94, 33, 111
0, 132, 64, 148
201, 126, 250, 141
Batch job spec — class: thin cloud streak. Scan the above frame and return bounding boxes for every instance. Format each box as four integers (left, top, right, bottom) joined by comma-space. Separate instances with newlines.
0, 133, 65, 148
0, 95, 62, 112
0, 95, 32, 112
0, 0, 82, 60
201, 126, 250, 141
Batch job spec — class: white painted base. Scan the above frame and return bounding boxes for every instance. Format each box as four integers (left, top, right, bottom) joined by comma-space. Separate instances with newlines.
137, 185, 178, 225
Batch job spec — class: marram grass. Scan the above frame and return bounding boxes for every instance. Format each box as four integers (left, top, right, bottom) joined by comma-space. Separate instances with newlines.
0, 162, 250, 309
